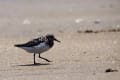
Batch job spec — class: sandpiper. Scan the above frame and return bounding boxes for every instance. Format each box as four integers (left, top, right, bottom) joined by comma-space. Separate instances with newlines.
14, 34, 60, 64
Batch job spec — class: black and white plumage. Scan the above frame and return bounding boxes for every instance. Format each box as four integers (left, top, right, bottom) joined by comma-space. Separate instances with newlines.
14, 34, 60, 64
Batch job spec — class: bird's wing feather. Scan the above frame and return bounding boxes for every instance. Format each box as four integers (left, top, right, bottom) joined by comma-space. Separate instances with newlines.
15, 36, 48, 47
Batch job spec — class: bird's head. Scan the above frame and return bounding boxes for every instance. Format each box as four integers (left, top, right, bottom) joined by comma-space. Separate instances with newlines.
46, 34, 60, 43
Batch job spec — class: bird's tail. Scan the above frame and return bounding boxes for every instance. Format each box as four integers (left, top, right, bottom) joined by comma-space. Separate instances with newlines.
14, 44, 24, 47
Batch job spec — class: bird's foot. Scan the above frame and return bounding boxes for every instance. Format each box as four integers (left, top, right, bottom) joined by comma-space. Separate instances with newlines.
34, 62, 40, 65
46, 59, 52, 62
39, 56, 52, 62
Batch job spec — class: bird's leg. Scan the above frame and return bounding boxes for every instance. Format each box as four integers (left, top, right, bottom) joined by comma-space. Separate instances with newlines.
34, 53, 36, 64
39, 53, 41, 58
39, 53, 52, 62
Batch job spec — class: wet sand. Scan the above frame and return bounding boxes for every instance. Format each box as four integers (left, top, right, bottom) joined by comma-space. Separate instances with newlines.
0, 32, 120, 80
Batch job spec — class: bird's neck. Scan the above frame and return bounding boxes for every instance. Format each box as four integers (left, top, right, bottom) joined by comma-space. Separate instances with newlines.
46, 40, 54, 48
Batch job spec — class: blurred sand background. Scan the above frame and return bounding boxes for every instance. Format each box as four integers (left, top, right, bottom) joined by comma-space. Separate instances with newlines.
0, 0, 120, 80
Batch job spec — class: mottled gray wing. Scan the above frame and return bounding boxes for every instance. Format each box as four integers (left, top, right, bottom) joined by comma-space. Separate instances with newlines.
15, 36, 47, 47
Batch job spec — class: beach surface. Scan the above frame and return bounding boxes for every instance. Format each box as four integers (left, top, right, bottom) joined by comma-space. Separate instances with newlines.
0, 0, 120, 80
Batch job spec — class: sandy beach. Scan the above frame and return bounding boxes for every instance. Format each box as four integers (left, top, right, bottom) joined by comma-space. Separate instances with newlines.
0, 0, 120, 80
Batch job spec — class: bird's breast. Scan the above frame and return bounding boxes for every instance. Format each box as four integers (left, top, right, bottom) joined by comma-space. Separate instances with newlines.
34, 43, 50, 53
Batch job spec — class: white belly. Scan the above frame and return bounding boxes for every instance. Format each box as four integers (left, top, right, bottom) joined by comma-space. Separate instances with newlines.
21, 43, 50, 53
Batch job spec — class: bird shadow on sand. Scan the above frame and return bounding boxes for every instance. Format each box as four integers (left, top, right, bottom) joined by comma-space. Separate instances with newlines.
17, 63, 50, 66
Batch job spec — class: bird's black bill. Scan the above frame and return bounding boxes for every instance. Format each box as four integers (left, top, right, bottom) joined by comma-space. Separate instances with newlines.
54, 38, 60, 43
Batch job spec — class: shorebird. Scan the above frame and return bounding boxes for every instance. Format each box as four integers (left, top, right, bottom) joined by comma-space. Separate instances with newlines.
14, 34, 60, 64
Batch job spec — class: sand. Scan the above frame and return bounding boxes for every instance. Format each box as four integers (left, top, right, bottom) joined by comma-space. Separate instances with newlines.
0, 0, 120, 80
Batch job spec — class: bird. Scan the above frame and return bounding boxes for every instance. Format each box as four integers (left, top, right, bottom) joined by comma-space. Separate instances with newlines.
14, 34, 60, 64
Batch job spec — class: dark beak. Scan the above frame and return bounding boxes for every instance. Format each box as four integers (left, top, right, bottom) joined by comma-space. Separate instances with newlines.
54, 38, 61, 43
